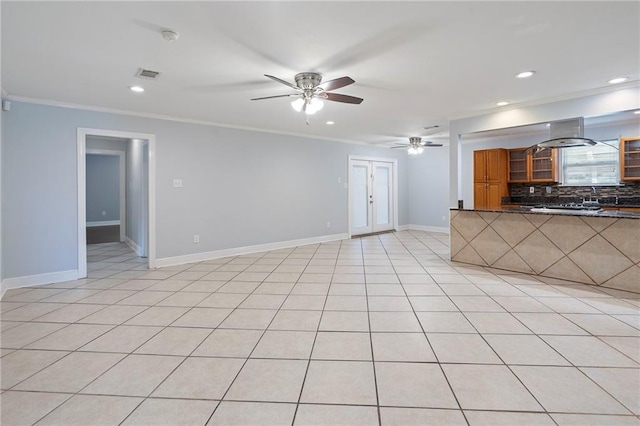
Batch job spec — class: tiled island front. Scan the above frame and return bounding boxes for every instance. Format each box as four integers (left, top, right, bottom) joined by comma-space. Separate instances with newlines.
450, 209, 640, 293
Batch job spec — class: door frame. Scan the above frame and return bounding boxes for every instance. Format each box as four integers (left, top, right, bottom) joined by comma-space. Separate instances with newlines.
86, 149, 126, 243
347, 155, 398, 238
77, 128, 157, 278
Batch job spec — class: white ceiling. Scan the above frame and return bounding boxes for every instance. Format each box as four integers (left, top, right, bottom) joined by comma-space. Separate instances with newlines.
2, 1, 639, 145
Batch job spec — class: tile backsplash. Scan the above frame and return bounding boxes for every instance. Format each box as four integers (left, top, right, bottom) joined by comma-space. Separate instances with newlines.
508, 181, 640, 205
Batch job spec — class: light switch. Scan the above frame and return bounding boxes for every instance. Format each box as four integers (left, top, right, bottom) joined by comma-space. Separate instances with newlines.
173, 179, 183, 188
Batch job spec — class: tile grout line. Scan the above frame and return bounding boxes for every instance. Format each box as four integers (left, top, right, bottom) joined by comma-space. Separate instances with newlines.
382, 231, 472, 426
199, 243, 323, 426
290, 241, 337, 426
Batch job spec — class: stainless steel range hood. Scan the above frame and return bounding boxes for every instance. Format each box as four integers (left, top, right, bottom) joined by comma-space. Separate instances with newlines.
536, 117, 597, 149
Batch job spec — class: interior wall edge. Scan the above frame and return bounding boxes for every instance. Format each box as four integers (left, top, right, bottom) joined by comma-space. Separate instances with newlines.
0, 269, 79, 300
155, 232, 349, 269
398, 224, 450, 234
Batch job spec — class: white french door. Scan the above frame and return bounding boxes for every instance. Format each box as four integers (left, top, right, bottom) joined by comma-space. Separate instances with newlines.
350, 159, 395, 236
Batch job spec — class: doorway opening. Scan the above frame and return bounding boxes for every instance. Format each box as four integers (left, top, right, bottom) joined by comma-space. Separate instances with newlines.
86, 149, 125, 244
348, 156, 398, 237
77, 128, 156, 278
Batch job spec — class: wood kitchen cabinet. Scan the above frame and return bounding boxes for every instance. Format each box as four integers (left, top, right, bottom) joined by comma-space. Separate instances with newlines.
474, 149, 508, 209
620, 137, 640, 181
508, 147, 559, 183
507, 148, 529, 182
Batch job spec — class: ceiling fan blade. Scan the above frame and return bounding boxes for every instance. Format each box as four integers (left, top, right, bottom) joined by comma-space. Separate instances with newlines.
264, 74, 300, 91
251, 94, 298, 101
390, 145, 409, 149
324, 92, 364, 104
318, 76, 355, 91
420, 142, 443, 147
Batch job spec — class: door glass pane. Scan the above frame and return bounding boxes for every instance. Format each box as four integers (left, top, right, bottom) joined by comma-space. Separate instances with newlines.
374, 166, 390, 225
352, 165, 369, 228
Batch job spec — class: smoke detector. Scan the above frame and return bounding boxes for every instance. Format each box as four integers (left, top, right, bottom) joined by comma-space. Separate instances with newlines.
161, 29, 180, 42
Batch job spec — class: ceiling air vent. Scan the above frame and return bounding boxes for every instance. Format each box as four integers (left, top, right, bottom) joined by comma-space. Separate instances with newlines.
135, 68, 161, 80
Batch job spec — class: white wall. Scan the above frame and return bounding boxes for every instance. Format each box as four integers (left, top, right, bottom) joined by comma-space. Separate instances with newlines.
1, 100, 410, 280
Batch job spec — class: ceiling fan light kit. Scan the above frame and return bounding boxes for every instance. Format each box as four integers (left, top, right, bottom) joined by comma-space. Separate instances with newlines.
252, 72, 363, 120
391, 136, 443, 155
291, 96, 324, 114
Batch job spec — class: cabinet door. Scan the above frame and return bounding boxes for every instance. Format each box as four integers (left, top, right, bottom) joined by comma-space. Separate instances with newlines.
621, 137, 640, 181
474, 151, 487, 182
508, 148, 529, 182
474, 182, 487, 209
486, 148, 507, 182
486, 183, 504, 209
530, 148, 557, 182
486, 150, 505, 182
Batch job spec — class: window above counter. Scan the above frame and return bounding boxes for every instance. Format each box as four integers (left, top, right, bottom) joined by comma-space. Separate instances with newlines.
560, 139, 619, 186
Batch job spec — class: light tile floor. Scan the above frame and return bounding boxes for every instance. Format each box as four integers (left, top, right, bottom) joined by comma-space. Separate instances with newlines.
1, 232, 639, 425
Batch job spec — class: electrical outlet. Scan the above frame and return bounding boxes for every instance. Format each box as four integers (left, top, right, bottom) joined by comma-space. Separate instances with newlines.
173, 179, 183, 188
546, 186, 552, 194
193, 235, 200, 243
326, 221, 331, 228
337, 177, 342, 184
442, 215, 446, 221
102, 211, 106, 216
529, 186, 535, 194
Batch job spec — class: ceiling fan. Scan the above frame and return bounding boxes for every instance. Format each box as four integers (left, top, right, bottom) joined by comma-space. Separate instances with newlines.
391, 137, 443, 155
251, 72, 363, 116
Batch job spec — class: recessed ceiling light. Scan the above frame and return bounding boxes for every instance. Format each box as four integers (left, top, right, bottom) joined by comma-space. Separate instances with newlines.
496, 101, 509, 106
516, 71, 535, 79
546, 123, 551, 127
326, 121, 334, 125
608, 77, 628, 84
634, 110, 640, 115
129, 86, 144, 93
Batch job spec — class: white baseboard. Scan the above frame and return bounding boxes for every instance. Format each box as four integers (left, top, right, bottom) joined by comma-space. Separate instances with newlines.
87, 220, 120, 227
398, 224, 450, 234
156, 233, 349, 268
125, 236, 143, 257
1, 269, 79, 299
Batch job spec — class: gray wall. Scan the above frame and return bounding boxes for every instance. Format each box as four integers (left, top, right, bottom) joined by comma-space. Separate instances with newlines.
407, 146, 450, 228
126, 139, 147, 252
87, 136, 127, 152
1, 101, 410, 279
86, 154, 120, 223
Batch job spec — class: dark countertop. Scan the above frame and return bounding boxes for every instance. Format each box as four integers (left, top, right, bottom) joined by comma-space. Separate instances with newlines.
503, 196, 640, 209
451, 207, 640, 219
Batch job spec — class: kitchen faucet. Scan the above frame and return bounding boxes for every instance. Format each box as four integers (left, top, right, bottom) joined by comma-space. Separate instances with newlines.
589, 186, 598, 202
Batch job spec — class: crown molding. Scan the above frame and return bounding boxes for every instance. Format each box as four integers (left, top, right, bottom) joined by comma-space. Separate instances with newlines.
448, 81, 640, 122
4, 94, 371, 147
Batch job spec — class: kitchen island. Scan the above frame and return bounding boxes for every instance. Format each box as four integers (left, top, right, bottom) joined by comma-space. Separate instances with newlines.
450, 208, 640, 293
